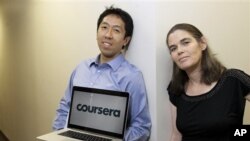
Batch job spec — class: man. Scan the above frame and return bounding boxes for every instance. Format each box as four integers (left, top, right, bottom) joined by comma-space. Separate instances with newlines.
53, 6, 151, 141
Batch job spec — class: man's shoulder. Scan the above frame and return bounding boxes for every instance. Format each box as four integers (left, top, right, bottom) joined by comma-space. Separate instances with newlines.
70, 58, 95, 73
121, 60, 142, 73
78, 57, 95, 66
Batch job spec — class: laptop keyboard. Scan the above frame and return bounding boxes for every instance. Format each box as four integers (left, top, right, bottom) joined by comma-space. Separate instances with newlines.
59, 130, 112, 141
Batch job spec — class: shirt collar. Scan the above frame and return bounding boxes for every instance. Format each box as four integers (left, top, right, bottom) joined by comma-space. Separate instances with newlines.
89, 54, 125, 71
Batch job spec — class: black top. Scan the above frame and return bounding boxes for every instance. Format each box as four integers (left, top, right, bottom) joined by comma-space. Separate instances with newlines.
167, 69, 250, 141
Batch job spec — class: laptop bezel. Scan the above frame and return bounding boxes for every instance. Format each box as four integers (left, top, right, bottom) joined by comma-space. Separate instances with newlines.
67, 86, 129, 139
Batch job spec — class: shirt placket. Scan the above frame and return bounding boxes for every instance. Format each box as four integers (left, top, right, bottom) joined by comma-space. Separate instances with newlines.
90, 65, 105, 87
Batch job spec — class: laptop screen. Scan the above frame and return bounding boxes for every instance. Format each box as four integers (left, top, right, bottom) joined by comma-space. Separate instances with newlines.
68, 86, 129, 138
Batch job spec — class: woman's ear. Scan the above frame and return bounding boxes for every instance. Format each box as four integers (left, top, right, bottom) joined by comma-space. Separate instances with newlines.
200, 36, 207, 50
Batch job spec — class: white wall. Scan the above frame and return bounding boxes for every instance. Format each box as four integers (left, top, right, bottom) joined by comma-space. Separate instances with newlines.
0, 0, 249, 141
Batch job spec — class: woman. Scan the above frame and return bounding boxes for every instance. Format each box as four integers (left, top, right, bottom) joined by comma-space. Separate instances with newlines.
166, 23, 250, 141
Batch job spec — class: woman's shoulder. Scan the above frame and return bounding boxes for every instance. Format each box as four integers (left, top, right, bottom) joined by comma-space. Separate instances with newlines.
222, 68, 250, 84
223, 69, 249, 78
167, 81, 181, 106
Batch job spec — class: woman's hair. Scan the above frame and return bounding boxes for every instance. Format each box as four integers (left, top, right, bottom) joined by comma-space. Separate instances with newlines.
166, 23, 226, 95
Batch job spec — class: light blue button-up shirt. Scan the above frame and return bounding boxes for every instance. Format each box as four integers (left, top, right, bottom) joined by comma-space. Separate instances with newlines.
53, 54, 151, 141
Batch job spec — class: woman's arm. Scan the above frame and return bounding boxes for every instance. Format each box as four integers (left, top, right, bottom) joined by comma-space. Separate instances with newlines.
170, 103, 182, 141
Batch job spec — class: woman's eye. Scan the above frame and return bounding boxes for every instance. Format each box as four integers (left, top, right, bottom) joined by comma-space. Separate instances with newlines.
182, 40, 191, 46
169, 47, 176, 52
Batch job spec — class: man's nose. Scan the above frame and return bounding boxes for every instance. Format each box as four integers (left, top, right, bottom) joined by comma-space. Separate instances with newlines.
105, 29, 113, 39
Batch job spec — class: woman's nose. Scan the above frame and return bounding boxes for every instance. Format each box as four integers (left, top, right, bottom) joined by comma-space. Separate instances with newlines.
177, 46, 184, 55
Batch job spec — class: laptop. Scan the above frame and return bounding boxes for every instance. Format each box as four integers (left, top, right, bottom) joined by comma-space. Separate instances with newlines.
37, 86, 130, 141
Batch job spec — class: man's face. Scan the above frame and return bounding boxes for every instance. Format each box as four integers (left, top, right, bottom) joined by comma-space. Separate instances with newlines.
97, 14, 130, 63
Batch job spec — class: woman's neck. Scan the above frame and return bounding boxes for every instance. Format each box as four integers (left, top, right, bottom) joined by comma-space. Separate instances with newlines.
186, 67, 202, 84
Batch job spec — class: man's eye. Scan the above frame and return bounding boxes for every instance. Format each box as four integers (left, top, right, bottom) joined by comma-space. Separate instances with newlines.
113, 29, 120, 33
101, 26, 107, 29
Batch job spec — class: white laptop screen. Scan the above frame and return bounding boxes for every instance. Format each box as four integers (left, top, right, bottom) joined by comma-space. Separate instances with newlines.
68, 86, 129, 138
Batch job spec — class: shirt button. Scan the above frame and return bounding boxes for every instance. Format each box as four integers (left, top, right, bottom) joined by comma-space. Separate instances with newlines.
97, 70, 101, 73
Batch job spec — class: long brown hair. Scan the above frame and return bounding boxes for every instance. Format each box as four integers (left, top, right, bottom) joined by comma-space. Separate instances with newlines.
166, 23, 226, 95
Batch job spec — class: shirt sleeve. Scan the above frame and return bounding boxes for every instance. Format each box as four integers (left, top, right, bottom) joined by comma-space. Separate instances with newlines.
230, 69, 250, 97
124, 72, 151, 141
52, 70, 76, 130
167, 82, 178, 106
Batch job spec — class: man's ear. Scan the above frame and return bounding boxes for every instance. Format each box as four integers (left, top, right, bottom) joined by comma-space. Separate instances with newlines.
123, 36, 131, 47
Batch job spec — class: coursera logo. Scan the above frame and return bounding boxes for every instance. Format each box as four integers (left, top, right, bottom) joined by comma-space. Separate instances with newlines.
76, 104, 121, 117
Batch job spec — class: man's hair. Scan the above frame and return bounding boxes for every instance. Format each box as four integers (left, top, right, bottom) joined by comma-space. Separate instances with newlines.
166, 23, 226, 94
97, 6, 134, 50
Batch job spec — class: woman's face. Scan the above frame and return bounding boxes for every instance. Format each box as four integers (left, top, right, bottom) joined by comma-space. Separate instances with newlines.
167, 29, 207, 72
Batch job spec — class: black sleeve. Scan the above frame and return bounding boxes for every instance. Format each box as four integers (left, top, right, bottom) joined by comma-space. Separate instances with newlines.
227, 69, 250, 97
167, 82, 178, 106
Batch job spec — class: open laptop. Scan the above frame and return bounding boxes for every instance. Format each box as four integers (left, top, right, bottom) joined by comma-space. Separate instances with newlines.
37, 86, 130, 141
